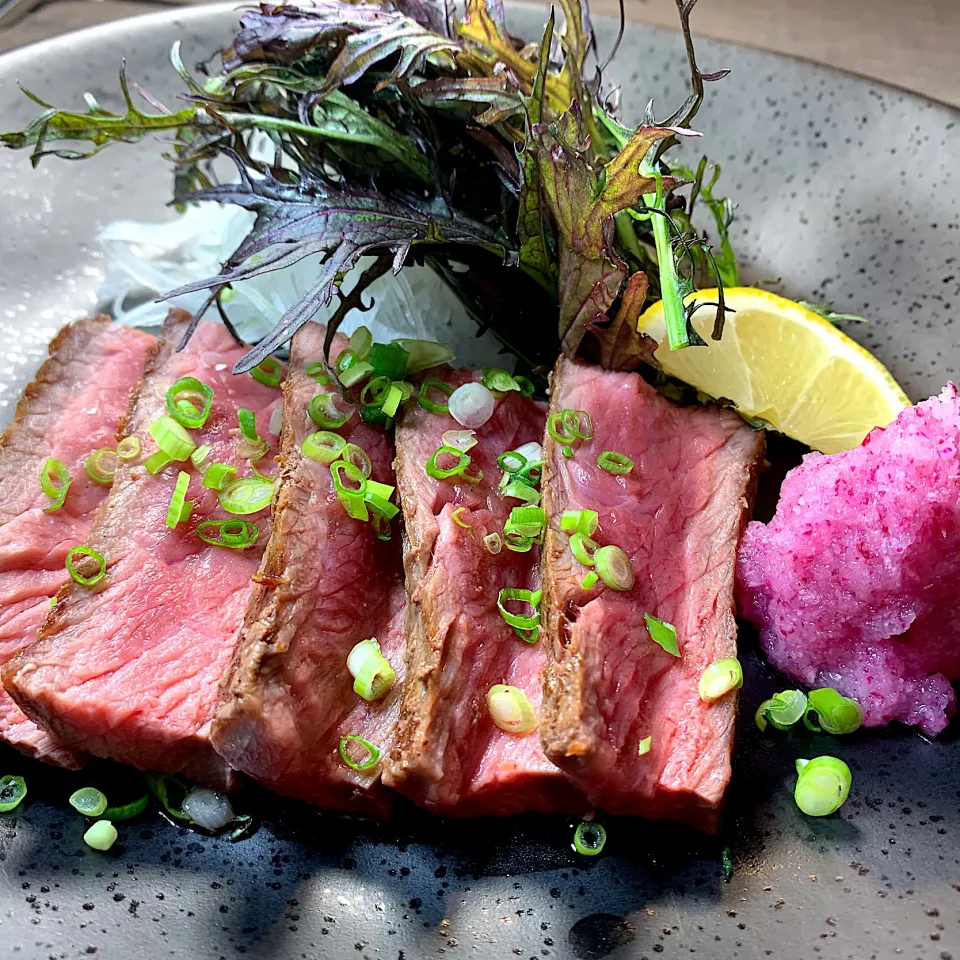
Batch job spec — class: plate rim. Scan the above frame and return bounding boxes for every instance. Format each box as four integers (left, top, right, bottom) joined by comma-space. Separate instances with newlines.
1, 0, 958, 119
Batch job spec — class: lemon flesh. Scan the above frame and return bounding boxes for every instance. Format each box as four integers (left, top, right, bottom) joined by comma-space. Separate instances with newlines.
637, 288, 910, 454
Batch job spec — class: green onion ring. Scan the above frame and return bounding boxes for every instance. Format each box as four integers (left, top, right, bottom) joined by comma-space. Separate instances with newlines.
40, 457, 71, 512
483, 533, 503, 555
340, 361, 374, 388
360, 376, 392, 407
338, 734, 381, 772
487, 684, 537, 733
581, 571, 599, 590
417, 379, 454, 414
342, 442, 372, 478
596, 545, 635, 592
116, 436, 141, 461
301, 431, 347, 465
794, 756, 852, 817
249, 356, 283, 388
66, 545, 106, 587
572, 822, 606, 857
497, 450, 527, 473
102, 793, 149, 821
349, 326, 373, 361
308, 392, 352, 429
547, 412, 577, 444
69, 787, 107, 817
149, 416, 196, 461
597, 451, 634, 475
562, 408, 594, 440
500, 481, 541, 505
165, 377, 214, 429
803, 688, 864, 735
165, 471, 194, 529
380, 384, 405, 418
202, 463, 237, 491
83, 820, 118, 851
85, 448, 118, 485
0, 775, 27, 812
497, 587, 541, 631
218, 476, 274, 516
570, 533, 598, 567
756, 690, 808, 732
425, 446, 471, 480
451, 506, 472, 531
144, 451, 174, 475
197, 519, 260, 550
638, 736, 652, 756
697, 657, 743, 702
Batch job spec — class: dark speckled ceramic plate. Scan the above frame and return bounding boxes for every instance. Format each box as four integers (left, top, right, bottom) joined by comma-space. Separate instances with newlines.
1, 5, 959, 959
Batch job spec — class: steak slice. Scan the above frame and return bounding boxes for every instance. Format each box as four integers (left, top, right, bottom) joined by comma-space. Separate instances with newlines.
383, 369, 582, 815
211, 323, 406, 815
4, 310, 281, 788
0, 318, 155, 767
539, 358, 763, 831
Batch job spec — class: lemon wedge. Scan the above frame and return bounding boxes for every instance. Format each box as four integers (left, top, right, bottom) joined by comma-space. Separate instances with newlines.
637, 288, 910, 454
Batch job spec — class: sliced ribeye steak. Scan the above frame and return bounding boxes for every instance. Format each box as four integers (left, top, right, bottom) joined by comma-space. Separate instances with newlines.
384, 369, 583, 815
212, 323, 406, 815
0, 318, 154, 767
539, 358, 763, 831
4, 311, 281, 789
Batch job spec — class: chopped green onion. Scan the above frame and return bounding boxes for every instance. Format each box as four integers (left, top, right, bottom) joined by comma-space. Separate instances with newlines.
638, 736, 652, 756
418, 379, 453, 414
483, 533, 503, 555
487, 684, 538, 734
368, 342, 410, 379
302, 431, 346, 465
337, 348, 358, 374
572, 822, 606, 857
371, 513, 392, 541
165, 377, 214, 429
102, 793, 149, 821
501, 481, 541, 505
497, 587, 541, 631
502, 525, 535, 552
547, 412, 577, 444
570, 533, 598, 567
802, 689, 862, 734
516, 460, 544, 487
237, 408, 260, 442
482, 367, 521, 393
561, 446, 574, 458
0, 774, 27, 812
508, 506, 545, 540
331, 459, 369, 520
597, 451, 634, 475
144, 773, 191, 822
165, 471, 194, 529
305, 362, 330, 383
117, 436, 141, 461
595, 545, 635, 592
149, 415, 196, 461
381, 384, 405, 418
698, 658, 743, 702
452, 507, 472, 531
49, 596, 56, 609
190, 443, 212, 470
69, 787, 107, 817
308, 392, 352, 429
202, 463, 237, 491
338, 734, 381, 772
250, 356, 283, 388
561, 510, 599, 536
425, 446, 471, 480
84, 448, 118, 485
581, 571, 599, 589
342, 442, 372, 478
218, 476, 274, 516
442, 429, 477, 452
349, 326, 373, 361
498, 450, 527, 473
340, 361, 374, 388
794, 756, 852, 817
83, 820, 118, 851
197, 519, 260, 550
644, 612, 679, 656
360, 376, 391, 407
364, 491, 399, 521
66, 545, 106, 587
562, 409, 594, 440
346, 638, 396, 702
514, 375, 536, 397
755, 690, 808, 732
40, 457, 71, 511
144, 451, 173, 474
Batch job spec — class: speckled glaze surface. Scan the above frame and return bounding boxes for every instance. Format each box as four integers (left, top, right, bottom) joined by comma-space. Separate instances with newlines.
1, 6, 959, 959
